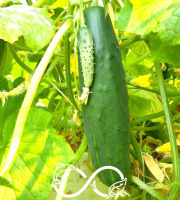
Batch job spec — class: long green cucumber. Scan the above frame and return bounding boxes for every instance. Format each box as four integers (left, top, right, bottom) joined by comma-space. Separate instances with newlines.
78, 6, 130, 186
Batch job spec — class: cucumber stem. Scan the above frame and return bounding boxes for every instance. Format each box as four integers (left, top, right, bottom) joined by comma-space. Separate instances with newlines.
80, 0, 86, 27
131, 176, 166, 200
0, 19, 73, 176
92, 0, 99, 6
154, 62, 180, 200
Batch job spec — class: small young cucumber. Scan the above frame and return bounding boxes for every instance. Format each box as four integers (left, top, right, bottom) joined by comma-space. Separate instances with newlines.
77, 27, 94, 104
78, 6, 131, 187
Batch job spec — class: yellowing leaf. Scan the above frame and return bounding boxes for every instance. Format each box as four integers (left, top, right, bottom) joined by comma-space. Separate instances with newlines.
130, 73, 152, 89
52, 0, 68, 8
159, 162, 173, 181
146, 136, 162, 146
156, 139, 180, 153
143, 152, 164, 183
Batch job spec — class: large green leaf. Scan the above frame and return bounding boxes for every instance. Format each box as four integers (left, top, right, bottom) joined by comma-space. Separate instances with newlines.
0, 5, 54, 52
115, 0, 180, 64
0, 108, 74, 200
115, 0, 180, 45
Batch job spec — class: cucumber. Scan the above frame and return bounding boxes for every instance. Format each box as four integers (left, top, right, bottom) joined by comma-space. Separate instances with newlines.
77, 27, 94, 104
77, 27, 94, 89
78, 6, 130, 186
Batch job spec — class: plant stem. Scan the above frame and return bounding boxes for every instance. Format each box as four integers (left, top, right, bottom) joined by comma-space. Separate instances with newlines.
92, 0, 99, 6
120, 35, 144, 49
46, 56, 59, 79
9, 44, 33, 74
0, 19, 73, 176
129, 128, 144, 172
154, 62, 180, 200
80, 0, 86, 27
71, 135, 87, 166
48, 80, 77, 110
130, 96, 180, 127
73, 37, 80, 96
128, 83, 180, 97
116, 0, 124, 7
133, 124, 162, 131
129, 51, 151, 68
64, 34, 79, 110
131, 176, 166, 200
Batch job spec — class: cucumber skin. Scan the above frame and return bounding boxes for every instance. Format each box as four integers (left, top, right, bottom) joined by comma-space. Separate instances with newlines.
79, 6, 130, 186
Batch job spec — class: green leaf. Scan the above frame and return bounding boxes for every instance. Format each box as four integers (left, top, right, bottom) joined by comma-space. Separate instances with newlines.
149, 33, 180, 64
115, 0, 180, 46
0, 41, 13, 75
0, 176, 14, 189
129, 89, 164, 123
0, 5, 54, 52
0, 108, 74, 200
129, 40, 150, 57
114, 0, 133, 31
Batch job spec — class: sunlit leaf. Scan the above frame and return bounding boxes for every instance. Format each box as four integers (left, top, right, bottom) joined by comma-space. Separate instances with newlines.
0, 5, 54, 52
0, 108, 74, 200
